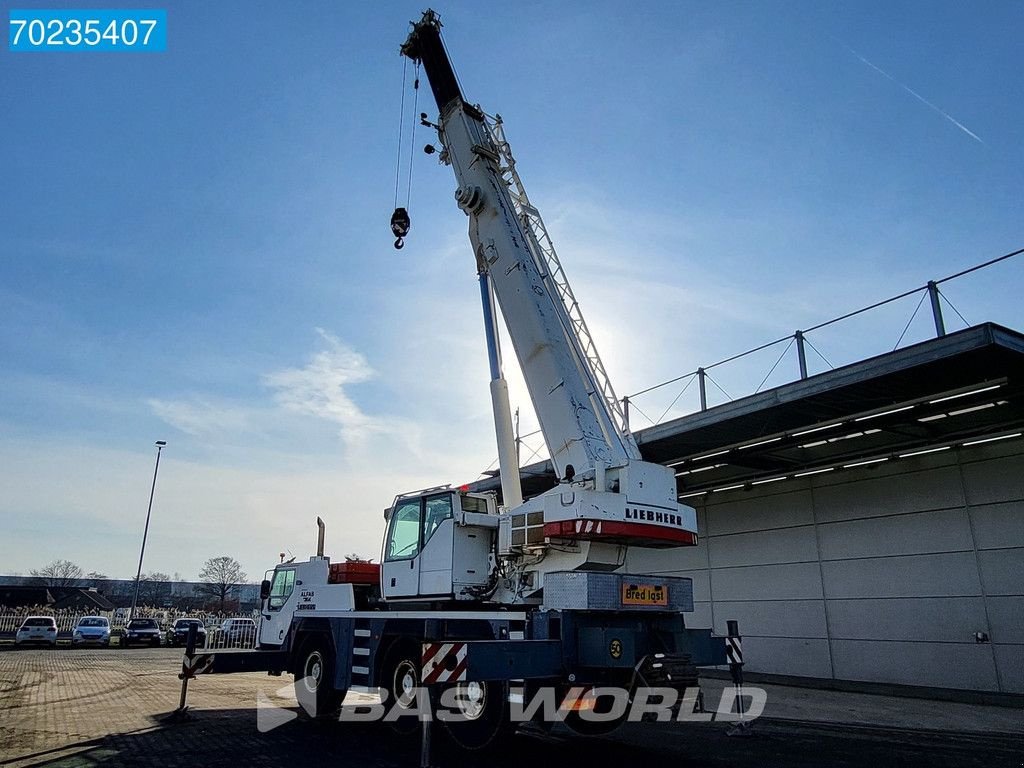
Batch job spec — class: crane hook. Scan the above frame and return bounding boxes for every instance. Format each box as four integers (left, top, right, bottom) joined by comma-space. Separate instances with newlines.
390, 207, 410, 250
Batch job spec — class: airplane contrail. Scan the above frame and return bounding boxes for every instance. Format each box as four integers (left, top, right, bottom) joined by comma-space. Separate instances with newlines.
837, 40, 984, 145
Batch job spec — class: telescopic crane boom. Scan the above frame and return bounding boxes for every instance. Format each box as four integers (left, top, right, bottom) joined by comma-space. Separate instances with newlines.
401, 11, 636, 481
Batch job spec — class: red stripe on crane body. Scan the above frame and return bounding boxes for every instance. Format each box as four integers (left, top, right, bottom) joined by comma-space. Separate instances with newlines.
544, 520, 698, 545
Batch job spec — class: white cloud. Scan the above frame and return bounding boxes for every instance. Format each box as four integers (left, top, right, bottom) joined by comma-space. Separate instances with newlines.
147, 397, 255, 438
263, 328, 377, 435
148, 329, 424, 457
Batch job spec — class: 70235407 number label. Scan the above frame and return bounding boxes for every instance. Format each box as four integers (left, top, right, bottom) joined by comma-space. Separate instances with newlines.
9, 9, 166, 52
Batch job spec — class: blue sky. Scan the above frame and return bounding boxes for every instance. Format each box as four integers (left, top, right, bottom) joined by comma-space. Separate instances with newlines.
1, 1, 1021, 581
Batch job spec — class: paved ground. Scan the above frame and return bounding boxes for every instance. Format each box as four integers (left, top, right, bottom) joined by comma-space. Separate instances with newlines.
1, 647, 1021, 768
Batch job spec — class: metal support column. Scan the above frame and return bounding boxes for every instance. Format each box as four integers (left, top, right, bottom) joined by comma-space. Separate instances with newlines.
927, 281, 946, 337
795, 331, 808, 379
697, 368, 707, 411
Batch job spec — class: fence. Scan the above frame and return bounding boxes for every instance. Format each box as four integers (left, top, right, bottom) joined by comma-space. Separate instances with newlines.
498, 247, 1023, 469
0, 614, 89, 633
0, 611, 259, 647
620, 246, 1024, 430
204, 620, 258, 650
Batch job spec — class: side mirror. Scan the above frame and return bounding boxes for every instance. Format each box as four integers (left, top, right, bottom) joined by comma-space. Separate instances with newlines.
260, 579, 272, 601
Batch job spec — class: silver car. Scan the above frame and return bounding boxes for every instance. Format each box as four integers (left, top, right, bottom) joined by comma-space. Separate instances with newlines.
16, 616, 58, 646
72, 616, 111, 646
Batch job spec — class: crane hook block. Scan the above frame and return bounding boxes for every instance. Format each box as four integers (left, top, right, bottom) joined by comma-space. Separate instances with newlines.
390, 207, 411, 250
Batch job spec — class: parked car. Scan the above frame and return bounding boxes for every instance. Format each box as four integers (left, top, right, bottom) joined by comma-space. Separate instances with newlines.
218, 617, 257, 648
119, 618, 162, 647
72, 616, 111, 647
15, 616, 58, 646
167, 618, 207, 648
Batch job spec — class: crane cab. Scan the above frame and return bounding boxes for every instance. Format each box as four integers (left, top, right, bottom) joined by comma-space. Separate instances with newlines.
381, 487, 499, 603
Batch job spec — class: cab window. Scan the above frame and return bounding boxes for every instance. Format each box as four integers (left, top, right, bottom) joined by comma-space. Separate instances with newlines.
268, 569, 296, 610
423, 494, 453, 546
460, 494, 488, 514
385, 499, 422, 560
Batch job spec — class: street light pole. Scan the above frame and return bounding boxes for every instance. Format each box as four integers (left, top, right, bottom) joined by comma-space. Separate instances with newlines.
130, 440, 166, 621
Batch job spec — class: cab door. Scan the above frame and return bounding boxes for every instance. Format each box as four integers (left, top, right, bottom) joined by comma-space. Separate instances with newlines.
418, 494, 454, 596
382, 497, 423, 598
258, 567, 296, 647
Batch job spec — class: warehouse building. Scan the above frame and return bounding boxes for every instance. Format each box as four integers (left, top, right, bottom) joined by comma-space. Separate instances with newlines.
481, 323, 1024, 696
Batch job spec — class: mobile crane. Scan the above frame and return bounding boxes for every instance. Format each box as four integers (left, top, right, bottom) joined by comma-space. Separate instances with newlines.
180, 11, 728, 749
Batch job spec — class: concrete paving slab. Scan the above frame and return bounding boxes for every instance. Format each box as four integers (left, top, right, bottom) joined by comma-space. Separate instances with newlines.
0, 648, 1020, 768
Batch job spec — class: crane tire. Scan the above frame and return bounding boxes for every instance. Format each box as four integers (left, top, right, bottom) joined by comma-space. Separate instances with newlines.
382, 638, 422, 736
294, 635, 343, 721
440, 679, 512, 751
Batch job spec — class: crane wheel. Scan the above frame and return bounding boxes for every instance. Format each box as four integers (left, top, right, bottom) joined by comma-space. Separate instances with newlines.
561, 709, 627, 737
382, 639, 422, 736
559, 682, 634, 737
294, 636, 343, 720
441, 679, 512, 751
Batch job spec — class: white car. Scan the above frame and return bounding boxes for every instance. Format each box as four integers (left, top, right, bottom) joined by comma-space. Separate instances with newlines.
72, 616, 111, 646
15, 616, 58, 646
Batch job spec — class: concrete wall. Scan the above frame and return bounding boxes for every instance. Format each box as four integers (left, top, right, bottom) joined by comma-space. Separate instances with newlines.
627, 439, 1024, 693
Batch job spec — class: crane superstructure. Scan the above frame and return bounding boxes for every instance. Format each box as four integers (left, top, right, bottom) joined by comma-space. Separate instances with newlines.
382, 9, 698, 605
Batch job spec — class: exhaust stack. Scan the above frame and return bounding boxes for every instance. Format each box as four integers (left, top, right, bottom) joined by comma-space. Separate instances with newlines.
316, 517, 325, 558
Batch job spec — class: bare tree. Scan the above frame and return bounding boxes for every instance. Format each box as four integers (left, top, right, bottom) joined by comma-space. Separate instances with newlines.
30, 559, 83, 588
136, 572, 171, 604
196, 556, 247, 612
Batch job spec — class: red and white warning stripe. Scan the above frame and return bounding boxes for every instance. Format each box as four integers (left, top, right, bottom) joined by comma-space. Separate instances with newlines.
421, 642, 468, 684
